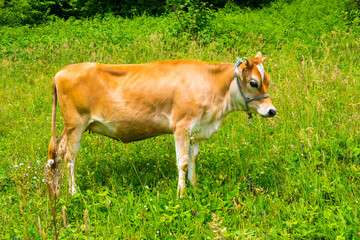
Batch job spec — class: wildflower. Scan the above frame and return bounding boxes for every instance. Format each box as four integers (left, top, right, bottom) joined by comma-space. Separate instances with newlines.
14, 165, 18, 168
46, 159, 54, 168
247, 175, 250, 182
42, 179, 46, 182
260, 211, 264, 216
33, 177, 37, 180
301, 145, 304, 148
19, 163, 23, 167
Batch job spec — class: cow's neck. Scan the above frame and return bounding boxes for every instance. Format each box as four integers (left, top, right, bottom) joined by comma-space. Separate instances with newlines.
208, 65, 247, 118
222, 76, 246, 115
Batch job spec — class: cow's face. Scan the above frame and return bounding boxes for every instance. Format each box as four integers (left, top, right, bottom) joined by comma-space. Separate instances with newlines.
234, 52, 276, 117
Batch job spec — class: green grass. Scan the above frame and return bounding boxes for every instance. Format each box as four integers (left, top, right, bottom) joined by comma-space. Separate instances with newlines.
1, 0, 359, 239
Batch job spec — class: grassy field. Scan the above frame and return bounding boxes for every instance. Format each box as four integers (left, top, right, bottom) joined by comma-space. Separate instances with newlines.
0, 0, 359, 239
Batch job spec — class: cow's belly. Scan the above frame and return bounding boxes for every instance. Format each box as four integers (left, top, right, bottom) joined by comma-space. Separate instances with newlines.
87, 117, 172, 143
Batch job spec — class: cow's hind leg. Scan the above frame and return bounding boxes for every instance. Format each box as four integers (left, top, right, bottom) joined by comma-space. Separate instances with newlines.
50, 123, 86, 195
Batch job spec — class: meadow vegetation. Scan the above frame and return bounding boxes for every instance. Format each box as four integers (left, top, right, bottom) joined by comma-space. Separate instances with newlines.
0, 0, 359, 238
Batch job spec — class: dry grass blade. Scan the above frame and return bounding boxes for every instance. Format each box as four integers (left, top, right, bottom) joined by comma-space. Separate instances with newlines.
208, 213, 227, 240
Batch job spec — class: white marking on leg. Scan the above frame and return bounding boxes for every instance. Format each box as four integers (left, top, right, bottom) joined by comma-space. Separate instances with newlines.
188, 142, 199, 187
67, 139, 82, 195
174, 134, 189, 198
68, 161, 77, 194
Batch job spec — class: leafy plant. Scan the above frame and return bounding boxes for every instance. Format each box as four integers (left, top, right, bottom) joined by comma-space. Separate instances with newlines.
168, 0, 215, 39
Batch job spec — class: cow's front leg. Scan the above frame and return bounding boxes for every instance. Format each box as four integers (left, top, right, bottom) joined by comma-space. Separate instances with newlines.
174, 132, 190, 198
188, 141, 199, 187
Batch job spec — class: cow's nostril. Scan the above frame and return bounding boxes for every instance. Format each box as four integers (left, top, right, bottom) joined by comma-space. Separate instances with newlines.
268, 109, 276, 117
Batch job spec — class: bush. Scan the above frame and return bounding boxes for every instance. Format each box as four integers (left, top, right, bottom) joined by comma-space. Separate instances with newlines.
0, 0, 283, 26
168, 0, 215, 39
0, 0, 48, 26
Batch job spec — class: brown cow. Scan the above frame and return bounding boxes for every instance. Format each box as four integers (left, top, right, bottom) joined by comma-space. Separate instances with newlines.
47, 52, 276, 197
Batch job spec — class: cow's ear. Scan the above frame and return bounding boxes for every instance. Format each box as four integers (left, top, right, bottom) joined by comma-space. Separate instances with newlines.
235, 65, 248, 81
256, 52, 265, 63
235, 66, 242, 78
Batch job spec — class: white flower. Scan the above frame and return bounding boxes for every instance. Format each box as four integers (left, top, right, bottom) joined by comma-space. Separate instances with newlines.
19, 163, 23, 167
33, 177, 37, 180
14, 165, 18, 168
46, 159, 54, 168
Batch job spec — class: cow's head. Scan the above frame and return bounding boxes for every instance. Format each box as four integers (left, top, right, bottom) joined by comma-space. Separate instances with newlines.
234, 52, 276, 118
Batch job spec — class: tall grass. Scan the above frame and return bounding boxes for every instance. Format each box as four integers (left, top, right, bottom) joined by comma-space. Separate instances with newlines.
0, 0, 359, 238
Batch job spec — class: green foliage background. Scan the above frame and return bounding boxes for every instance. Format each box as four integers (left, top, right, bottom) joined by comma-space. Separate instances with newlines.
0, 0, 359, 239
0, 0, 279, 26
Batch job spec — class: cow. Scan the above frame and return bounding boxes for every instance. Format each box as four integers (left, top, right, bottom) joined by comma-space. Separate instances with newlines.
47, 52, 276, 197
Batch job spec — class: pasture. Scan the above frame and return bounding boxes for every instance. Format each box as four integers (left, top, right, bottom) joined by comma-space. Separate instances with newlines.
0, 0, 359, 238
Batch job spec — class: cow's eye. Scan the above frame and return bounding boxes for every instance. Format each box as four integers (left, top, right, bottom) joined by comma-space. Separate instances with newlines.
250, 81, 258, 88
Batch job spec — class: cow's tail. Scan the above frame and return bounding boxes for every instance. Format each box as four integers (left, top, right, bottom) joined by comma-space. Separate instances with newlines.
47, 81, 57, 162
